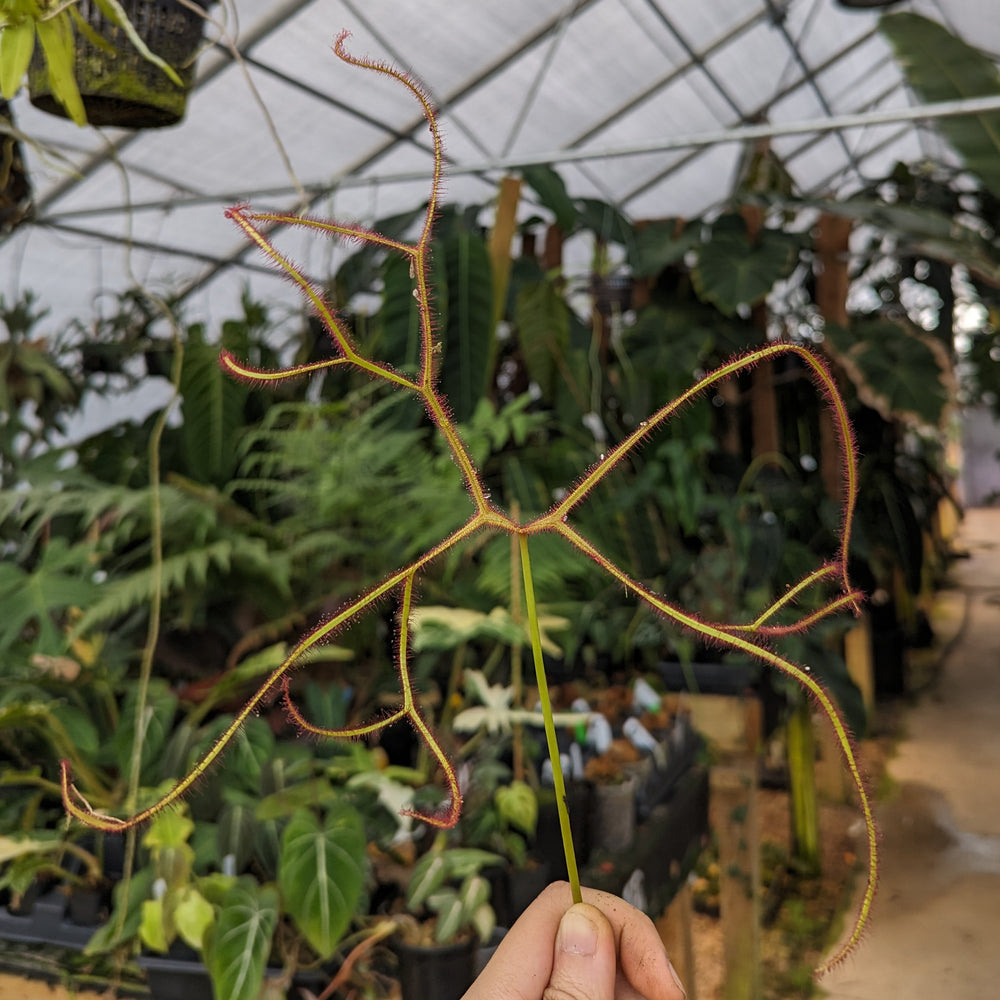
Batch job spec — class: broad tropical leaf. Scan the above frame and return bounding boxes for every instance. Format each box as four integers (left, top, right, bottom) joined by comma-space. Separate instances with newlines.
204, 879, 278, 1000
521, 164, 578, 231
881, 12, 1000, 197
437, 231, 494, 422
278, 804, 366, 958
824, 318, 948, 427
515, 278, 570, 400
692, 215, 798, 315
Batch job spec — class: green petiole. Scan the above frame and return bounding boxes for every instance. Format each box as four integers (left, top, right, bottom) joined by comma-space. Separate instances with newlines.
519, 533, 582, 905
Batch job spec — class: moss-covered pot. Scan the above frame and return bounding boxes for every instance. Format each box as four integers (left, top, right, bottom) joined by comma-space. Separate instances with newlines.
29, 0, 210, 128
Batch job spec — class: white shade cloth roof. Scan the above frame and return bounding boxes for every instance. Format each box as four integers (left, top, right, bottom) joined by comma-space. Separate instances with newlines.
2, 0, 998, 334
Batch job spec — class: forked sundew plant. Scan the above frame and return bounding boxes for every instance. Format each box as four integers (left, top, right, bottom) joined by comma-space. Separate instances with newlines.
61, 31, 878, 975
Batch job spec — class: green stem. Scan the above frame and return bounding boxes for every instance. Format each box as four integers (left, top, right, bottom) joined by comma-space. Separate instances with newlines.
518, 534, 581, 904
114, 317, 184, 940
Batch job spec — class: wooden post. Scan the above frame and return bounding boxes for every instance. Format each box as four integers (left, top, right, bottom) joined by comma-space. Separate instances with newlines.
656, 880, 697, 1000
711, 763, 761, 1000
488, 175, 522, 330
741, 204, 781, 460
844, 610, 875, 719
814, 213, 852, 499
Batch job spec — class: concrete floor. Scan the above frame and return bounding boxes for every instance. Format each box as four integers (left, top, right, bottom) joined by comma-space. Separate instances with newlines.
822, 507, 1000, 1000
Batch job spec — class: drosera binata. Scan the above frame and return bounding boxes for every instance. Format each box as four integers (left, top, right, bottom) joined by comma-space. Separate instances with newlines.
61, 29, 877, 975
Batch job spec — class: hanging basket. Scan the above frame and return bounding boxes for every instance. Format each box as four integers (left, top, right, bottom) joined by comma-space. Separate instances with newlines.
28, 0, 210, 129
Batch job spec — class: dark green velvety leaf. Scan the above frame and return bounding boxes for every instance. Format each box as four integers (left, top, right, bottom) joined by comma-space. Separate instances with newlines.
575, 198, 633, 245
692, 216, 799, 315
217, 800, 257, 873
628, 219, 700, 277
824, 318, 948, 427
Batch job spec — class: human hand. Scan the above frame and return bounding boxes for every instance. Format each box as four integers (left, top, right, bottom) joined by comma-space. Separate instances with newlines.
462, 881, 686, 1000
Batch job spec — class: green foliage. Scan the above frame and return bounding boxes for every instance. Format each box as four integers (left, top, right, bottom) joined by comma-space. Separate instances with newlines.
515, 278, 570, 398
0, 538, 96, 654
437, 229, 495, 422
178, 323, 251, 486
824, 318, 949, 428
520, 164, 578, 232
204, 878, 279, 1000
692, 214, 800, 315
406, 842, 499, 943
279, 805, 367, 957
881, 12, 1000, 197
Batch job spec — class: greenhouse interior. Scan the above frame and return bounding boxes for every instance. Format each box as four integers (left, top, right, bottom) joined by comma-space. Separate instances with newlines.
1, 0, 999, 998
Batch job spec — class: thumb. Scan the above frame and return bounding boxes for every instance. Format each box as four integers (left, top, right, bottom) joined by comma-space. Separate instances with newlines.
544, 903, 617, 1000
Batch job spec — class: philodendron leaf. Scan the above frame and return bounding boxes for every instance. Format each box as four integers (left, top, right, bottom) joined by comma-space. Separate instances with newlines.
84, 868, 154, 955
406, 849, 449, 910
495, 780, 538, 837
628, 219, 700, 277
472, 901, 496, 943
880, 12, 1000, 198
140, 898, 170, 953
278, 804, 366, 959
174, 886, 215, 951
428, 874, 491, 943
429, 890, 464, 943
205, 878, 278, 1000
143, 808, 194, 852
217, 800, 257, 874
692, 215, 799, 315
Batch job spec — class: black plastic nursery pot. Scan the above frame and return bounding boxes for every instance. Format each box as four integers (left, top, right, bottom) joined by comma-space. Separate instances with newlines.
488, 860, 551, 929
534, 780, 591, 882
392, 934, 478, 1000
138, 951, 214, 1000
28, 0, 211, 128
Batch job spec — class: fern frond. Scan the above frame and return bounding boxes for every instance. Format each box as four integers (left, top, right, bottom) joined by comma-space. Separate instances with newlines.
71, 538, 243, 637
